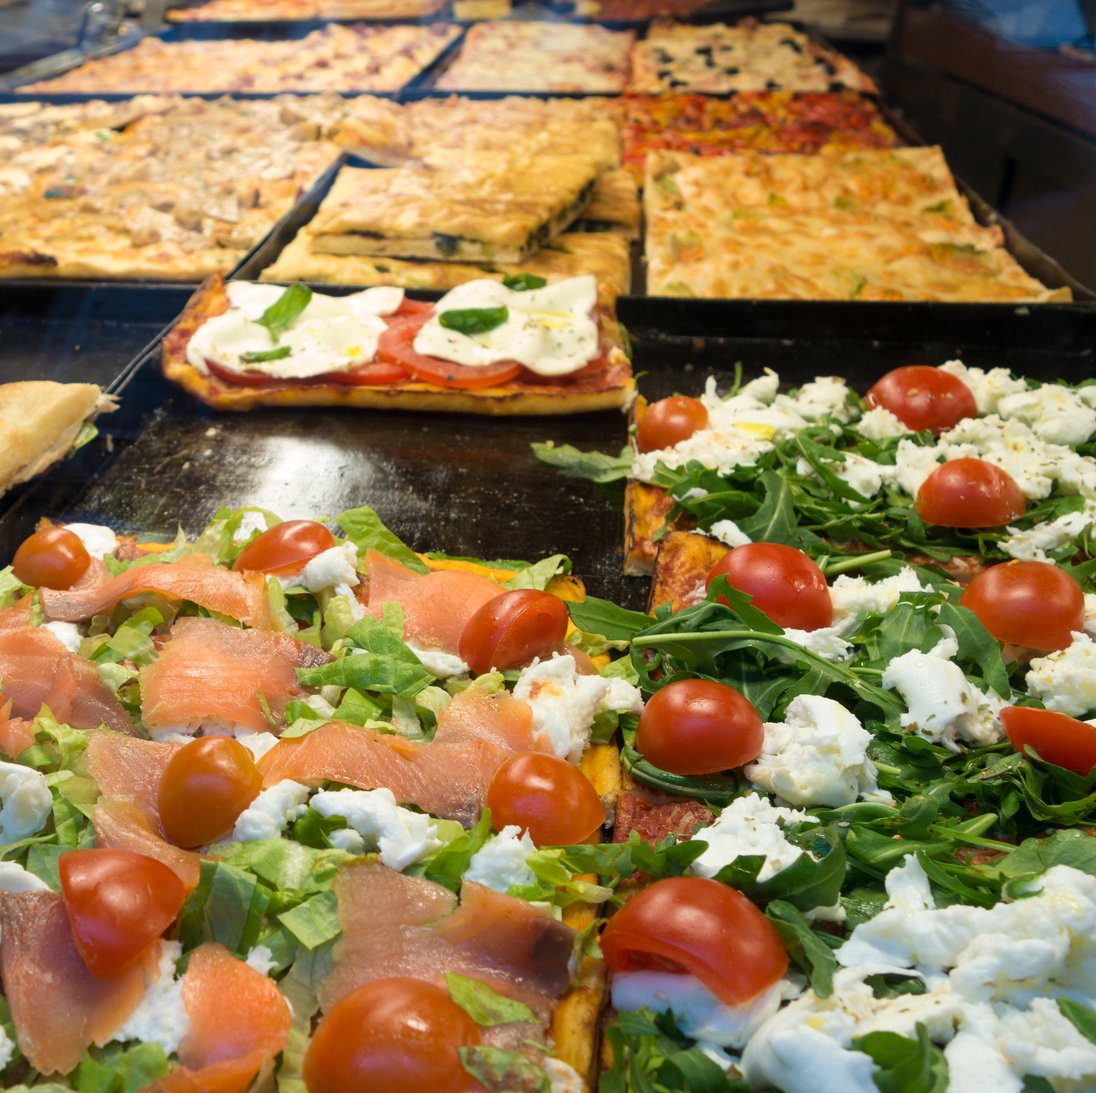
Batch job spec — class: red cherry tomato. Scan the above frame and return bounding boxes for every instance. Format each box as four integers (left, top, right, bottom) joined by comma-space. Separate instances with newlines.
636, 679, 763, 775
12, 526, 91, 589
486, 751, 605, 846
232, 519, 336, 577
59, 848, 186, 979
1001, 706, 1096, 776
458, 589, 570, 675
916, 458, 1027, 528
959, 560, 1083, 652
865, 365, 977, 434
376, 315, 524, 390
600, 877, 788, 1005
636, 396, 709, 453
303, 977, 482, 1093
158, 736, 263, 848
706, 543, 833, 631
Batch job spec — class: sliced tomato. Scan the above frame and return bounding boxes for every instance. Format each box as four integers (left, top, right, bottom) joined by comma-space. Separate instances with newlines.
205, 358, 288, 388
376, 315, 525, 390
392, 297, 434, 318
315, 360, 411, 386
1001, 706, 1096, 776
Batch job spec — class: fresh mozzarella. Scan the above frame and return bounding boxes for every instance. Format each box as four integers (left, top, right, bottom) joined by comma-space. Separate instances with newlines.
108, 941, 189, 1055
0, 860, 49, 893
0, 761, 52, 844
855, 405, 907, 440
187, 282, 404, 380
1002, 507, 1096, 563
231, 779, 311, 842
774, 376, 854, 423
937, 360, 1027, 414
828, 569, 927, 636
40, 619, 83, 653
413, 276, 598, 377
289, 542, 360, 593
708, 518, 751, 548
464, 825, 537, 893
63, 522, 119, 559
405, 639, 470, 679
996, 384, 1096, 446
1025, 632, 1096, 716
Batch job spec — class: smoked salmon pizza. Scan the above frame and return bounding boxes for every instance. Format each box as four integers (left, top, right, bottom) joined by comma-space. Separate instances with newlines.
163, 274, 634, 414
0, 504, 643, 1090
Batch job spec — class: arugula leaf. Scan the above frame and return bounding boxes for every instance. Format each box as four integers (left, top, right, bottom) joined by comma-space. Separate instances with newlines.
459, 1046, 549, 1093
439, 306, 508, 335
990, 829, 1096, 880
852, 1024, 948, 1093
935, 601, 1011, 697
257, 283, 312, 343
502, 273, 547, 291
336, 505, 428, 574
240, 346, 293, 363
446, 973, 536, 1026
765, 900, 837, 997
567, 596, 652, 642
530, 441, 633, 483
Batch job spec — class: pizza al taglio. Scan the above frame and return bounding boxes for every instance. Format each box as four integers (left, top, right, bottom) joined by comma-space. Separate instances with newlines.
0, 381, 115, 497
163, 273, 634, 414
0, 504, 639, 1089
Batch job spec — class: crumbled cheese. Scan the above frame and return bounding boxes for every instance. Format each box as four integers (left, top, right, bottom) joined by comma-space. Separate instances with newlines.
406, 639, 471, 679
709, 519, 752, 548
109, 941, 189, 1055
0, 761, 52, 844
0, 1025, 13, 1071
231, 779, 311, 842
832, 451, 893, 500
513, 654, 643, 762
1002, 508, 1095, 563
780, 626, 852, 662
775, 376, 854, 423
746, 695, 886, 807
63, 522, 119, 560
245, 944, 277, 977
997, 384, 1096, 446
828, 569, 927, 637
464, 825, 537, 892
856, 405, 908, 440
40, 619, 83, 653
232, 510, 270, 543
1025, 632, 1096, 717
0, 860, 49, 892
293, 542, 359, 593
236, 731, 281, 761
309, 786, 441, 870
938, 360, 1027, 414
689, 794, 816, 882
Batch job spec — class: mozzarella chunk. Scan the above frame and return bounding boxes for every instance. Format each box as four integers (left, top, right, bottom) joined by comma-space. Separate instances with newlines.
855, 405, 907, 440
41, 619, 83, 652
109, 941, 189, 1055
882, 646, 1005, 749
0, 860, 49, 892
544, 1058, 585, 1093
937, 360, 1027, 414
63, 522, 119, 559
309, 786, 441, 870
0, 761, 52, 844
832, 451, 893, 500
709, 518, 752, 548
231, 779, 311, 842
780, 626, 852, 662
997, 384, 1096, 446
464, 824, 536, 892
775, 376, 853, 423
1025, 632, 1096, 717
291, 542, 359, 593
513, 654, 643, 762
406, 639, 470, 679
689, 794, 816, 882
746, 695, 885, 807
1002, 508, 1095, 563
828, 569, 927, 636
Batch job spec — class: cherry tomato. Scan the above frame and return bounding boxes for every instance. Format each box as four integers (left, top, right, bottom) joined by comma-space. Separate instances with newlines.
12, 526, 91, 590
600, 876, 788, 1005
303, 977, 482, 1093
959, 560, 1083, 652
1001, 706, 1096, 776
376, 315, 524, 390
636, 396, 709, 453
915, 458, 1027, 528
636, 679, 763, 775
159, 736, 263, 848
487, 751, 605, 846
865, 365, 977, 434
458, 589, 570, 675
232, 519, 336, 577
706, 543, 833, 631
59, 848, 186, 979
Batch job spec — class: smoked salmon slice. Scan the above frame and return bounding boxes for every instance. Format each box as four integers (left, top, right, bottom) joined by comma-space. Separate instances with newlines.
93, 798, 202, 892
0, 629, 134, 733
257, 689, 544, 823
86, 733, 184, 830
364, 550, 502, 652
145, 942, 291, 1093
139, 617, 330, 736
320, 860, 574, 1021
0, 891, 147, 1075
39, 553, 271, 629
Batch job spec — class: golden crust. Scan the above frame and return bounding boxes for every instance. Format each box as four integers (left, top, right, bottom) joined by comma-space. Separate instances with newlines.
623, 480, 687, 577
582, 170, 641, 239
648, 530, 728, 614
162, 275, 634, 416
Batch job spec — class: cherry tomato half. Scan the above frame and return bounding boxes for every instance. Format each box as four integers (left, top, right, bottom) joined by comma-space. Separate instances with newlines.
159, 736, 263, 848
959, 560, 1083, 652
59, 848, 186, 979
636, 679, 763, 775
1001, 706, 1096, 776
915, 458, 1027, 528
458, 589, 570, 675
865, 365, 977, 434
376, 315, 524, 390
12, 526, 91, 590
303, 977, 482, 1093
486, 751, 605, 846
636, 396, 709, 453
232, 519, 336, 577
706, 543, 833, 631
600, 877, 788, 1006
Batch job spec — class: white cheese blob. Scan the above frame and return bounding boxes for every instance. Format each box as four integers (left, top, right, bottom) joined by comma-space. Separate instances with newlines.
774, 376, 854, 423
413, 276, 598, 377
1025, 632, 1096, 717
0, 761, 52, 844
63, 522, 119, 559
231, 779, 311, 842
309, 786, 441, 870
937, 359, 1027, 414
41, 619, 84, 653
997, 384, 1096, 446
829, 569, 927, 636
708, 518, 751, 548
855, 405, 908, 440
1002, 507, 1096, 563
405, 639, 470, 679
187, 282, 404, 380
464, 824, 537, 893
0, 860, 50, 893
109, 941, 189, 1055
543, 1058, 585, 1093
291, 542, 360, 593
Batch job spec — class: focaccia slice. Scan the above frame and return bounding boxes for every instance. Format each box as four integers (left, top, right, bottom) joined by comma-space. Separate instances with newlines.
308, 158, 600, 264
163, 275, 634, 415
261, 230, 632, 306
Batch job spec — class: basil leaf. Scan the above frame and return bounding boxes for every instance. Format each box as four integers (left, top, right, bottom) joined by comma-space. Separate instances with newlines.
256, 283, 312, 343
502, 273, 547, 291
446, 973, 536, 1026
852, 1024, 949, 1093
530, 440, 633, 483
458, 1046, 549, 1093
337, 505, 428, 574
239, 346, 292, 363
439, 306, 509, 335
